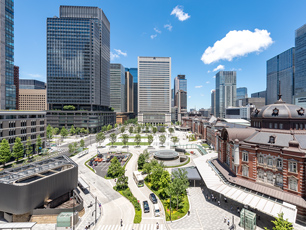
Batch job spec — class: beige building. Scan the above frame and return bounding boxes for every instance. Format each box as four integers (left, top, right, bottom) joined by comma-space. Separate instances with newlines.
19, 89, 47, 111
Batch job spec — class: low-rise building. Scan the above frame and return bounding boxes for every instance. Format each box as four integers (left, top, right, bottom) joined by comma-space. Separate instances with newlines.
0, 111, 46, 149
225, 105, 254, 120
19, 89, 47, 111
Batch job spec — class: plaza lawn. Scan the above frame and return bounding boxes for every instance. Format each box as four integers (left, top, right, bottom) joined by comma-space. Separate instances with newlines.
106, 142, 150, 146
119, 136, 148, 139
145, 181, 189, 221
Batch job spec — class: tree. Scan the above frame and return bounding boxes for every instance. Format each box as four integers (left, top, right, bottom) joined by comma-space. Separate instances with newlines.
116, 172, 128, 190
135, 134, 141, 146
264, 212, 293, 230
120, 126, 125, 134
46, 124, 53, 142
107, 157, 124, 178
170, 168, 189, 210
70, 125, 76, 135
68, 143, 74, 154
114, 123, 118, 128
137, 151, 150, 170
143, 162, 152, 175
26, 137, 33, 159
147, 134, 154, 146
53, 127, 59, 135
85, 128, 90, 134
80, 139, 85, 148
63, 105, 76, 110
102, 126, 107, 133
110, 133, 117, 146
152, 127, 157, 135
159, 135, 166, 146
171, 136, 179, 146
96, 132, 105, 146
129, 126, 133, 135
0, 139, 11, 166
136, 126, 141, 134
36, 135, 42, 153
151, 166, 164, 190
107, 124, 112, 131
122, 134, 129, 146
168, 127, 174, 135
75, 127, 80, 135
60, 127, 68, 139
145, 126, 149, 133
158, 170, 171, 199
160, 127, 165, 133
12, 137, 24, 162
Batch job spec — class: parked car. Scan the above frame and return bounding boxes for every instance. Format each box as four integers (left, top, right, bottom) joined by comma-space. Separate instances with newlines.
153, 204, 160, 217
143, 200, 150, 213
149, 193, 158, 204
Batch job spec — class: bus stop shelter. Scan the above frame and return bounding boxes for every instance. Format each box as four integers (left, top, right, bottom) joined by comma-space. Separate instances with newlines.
0, 222, 36, 230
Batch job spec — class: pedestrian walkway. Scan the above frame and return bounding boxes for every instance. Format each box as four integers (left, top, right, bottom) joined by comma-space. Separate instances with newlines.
94, 223, 165, 230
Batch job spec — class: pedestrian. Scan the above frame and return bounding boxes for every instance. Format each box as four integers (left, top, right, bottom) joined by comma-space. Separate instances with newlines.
224, 197, 227, 203
218, 200, 220, 206
224, 216, 227, 223
227, 218, 230, 226
188, 210, 190, 216
211, 194, 214, 201
206, 194, 208, 200
156, 222, 159, 230
237, 208, 240, 215
120, 219, 123, 227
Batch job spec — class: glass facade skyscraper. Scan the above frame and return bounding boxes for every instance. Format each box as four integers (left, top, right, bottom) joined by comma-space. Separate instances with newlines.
19, 79, 45, 89
236, 87, 247, 100
47, 6, 110, 111
125, 67, 138, 115
0, 0, 16, 109
138, 57, 171, 124
266, 47, 295, 105
294, 24, 306, 106
110, 64, 126, 112
174, 75, 187, 106
215, 71, 236, 118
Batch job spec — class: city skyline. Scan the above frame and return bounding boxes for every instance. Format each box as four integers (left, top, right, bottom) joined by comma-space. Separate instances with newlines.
13, 0, 306, 110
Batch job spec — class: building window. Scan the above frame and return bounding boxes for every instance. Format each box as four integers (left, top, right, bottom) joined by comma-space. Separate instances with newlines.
274, 123, 278, 129
258, 155, 263, 164
288, 162, 297, 173
276, 174, 283, 187
277, 159, 282, 168
242, 151, 248, 162
267, 158, 273, 167
258, 170, 264, 181
289, 177, 298, 191
269, 135, 275, 144
269, 123, 272, 129
279, 123, 283, 129
242, 165, 249, 177
267, 171, 273, 184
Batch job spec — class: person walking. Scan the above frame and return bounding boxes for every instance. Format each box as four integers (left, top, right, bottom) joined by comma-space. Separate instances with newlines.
227, 218, 230, 226
120, 219, 123, 227
218, 200, 220, 206
156, 222, 159, 230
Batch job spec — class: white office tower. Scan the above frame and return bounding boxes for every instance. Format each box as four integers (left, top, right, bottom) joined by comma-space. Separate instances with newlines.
138, 57, 171, 125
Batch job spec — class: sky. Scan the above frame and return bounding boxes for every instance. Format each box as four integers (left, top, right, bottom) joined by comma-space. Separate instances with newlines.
14, 0, 306, 110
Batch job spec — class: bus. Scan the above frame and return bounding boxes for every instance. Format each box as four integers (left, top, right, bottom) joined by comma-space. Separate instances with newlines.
133, 171, 144, 187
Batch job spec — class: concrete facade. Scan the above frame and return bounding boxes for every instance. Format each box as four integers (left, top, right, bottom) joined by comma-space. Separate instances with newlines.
19, 89, 47, 111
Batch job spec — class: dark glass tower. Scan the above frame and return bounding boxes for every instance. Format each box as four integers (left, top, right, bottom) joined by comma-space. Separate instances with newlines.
47, 6, 110, 111
125, 67, 138, 115
0, 0, 16, 109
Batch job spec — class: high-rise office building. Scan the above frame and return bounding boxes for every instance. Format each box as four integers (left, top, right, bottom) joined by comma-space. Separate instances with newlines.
174, 75, 187, 106
295, 24, 306, 106
211, 90, 216, 116
138, 57, 171, 124
14, 66, 19, 110
171, 89, 174, 107
19, 79, 45, 90
125, 67, 138, 115
0, 0, 15, 109
176, 90, 187, 122
110, 64, 126, 112
125, 71, 134, 113
251, 90, 266, 99
215, 71, 236, 118
47, 6, 110, 111
267, 48, 295, 104
236, 87, 247, 100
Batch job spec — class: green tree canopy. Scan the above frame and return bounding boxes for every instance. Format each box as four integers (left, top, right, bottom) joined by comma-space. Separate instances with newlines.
63, 105, 76, 110
96, 132, 105, 145
70, 125, 76, 135
46, 124, 53, 141
68, 143, 74, 154
116, 172, 128, 190
60, 127, 68, 138
75, 127, 80, 135
159, 135, 166, 146
145, 126, 149, 133
102, 126, 107, 132
122, 134, 129, 146
107, 124, 112, 131
136, 126, 141, 134
107, 157, 124, 178
160, 127, 165, 133
168, 127, 174, 134
135, 134, 141, 146
129, 126, 133, 134
170, 168, 189, 210
12, 137, 24, 162
80, 139, 85, 148
120, 126, 125, 134
110, 133, 117, 146
36, 135, 42, 153
0, 139, 11, 166
26, 137, 33, 159
264, 212, 293, 230
171, 136, 179, 146
152, 127, 157, 134
53, 127, 60, 135
147, 135, 154, 146
115, 123, 118, 128
137, 150, 149, 170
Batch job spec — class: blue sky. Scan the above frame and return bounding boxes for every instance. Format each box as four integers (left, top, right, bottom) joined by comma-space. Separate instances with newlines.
15, 0, 306, 110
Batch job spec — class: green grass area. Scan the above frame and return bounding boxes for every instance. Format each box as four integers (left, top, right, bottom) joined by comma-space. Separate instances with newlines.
106, 142, 150, 146
145, 181, 189, 221
165, 157, 191, 168
84, 154, 98, 173
202, 143, 209, 148
119, 136, 148, 139
117, 188, 142, 223
185, 152, 190, 155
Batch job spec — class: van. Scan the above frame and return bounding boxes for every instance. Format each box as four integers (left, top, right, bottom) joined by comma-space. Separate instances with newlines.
153, 204, 160, 217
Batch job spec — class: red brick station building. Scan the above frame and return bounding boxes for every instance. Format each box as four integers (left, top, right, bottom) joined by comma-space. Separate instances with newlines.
182, 97, 306, 223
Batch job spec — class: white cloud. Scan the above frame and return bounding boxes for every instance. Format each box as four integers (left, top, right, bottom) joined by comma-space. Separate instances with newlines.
164, 24, 173, 31
188, 96, 191, 99
201, 94, 204, 97
171, 5, 190, 21
195, 85, 203, 88
111, 49, 127, 61
206, 81, 210, 84
201, 29, 273, 64
154, 28, 161, 34
213, 75, 216, 78
27, 73, 42, 78
114, 49, 127, 57
151, 34, 157, 39
213, 65, 225, 72
207, 70, 211, 73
